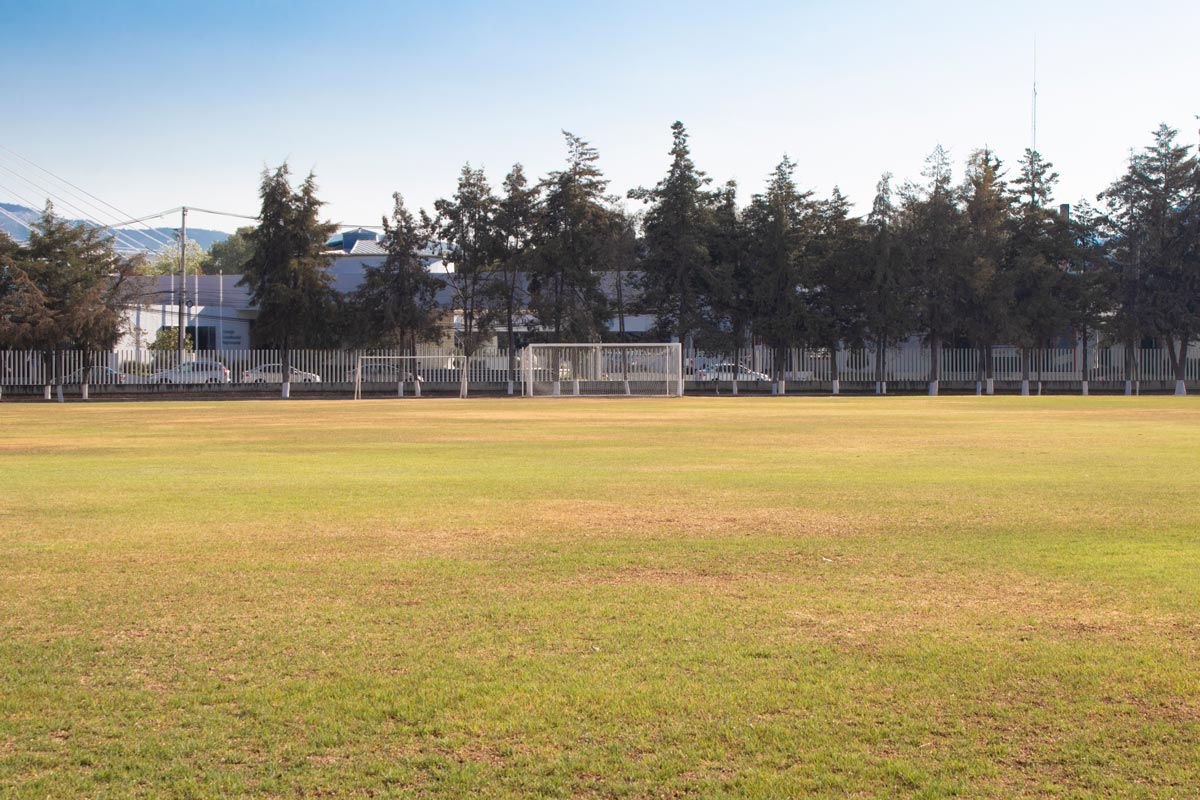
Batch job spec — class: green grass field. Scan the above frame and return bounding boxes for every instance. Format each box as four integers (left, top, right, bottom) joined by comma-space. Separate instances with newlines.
2, 397, 1198, 798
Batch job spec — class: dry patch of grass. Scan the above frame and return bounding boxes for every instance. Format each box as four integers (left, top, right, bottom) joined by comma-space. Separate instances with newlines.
1, 397, 1199, 798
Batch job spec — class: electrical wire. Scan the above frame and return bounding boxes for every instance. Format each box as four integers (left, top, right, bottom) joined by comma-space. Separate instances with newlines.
0, 145, 178, 250
0, 166, 153, 254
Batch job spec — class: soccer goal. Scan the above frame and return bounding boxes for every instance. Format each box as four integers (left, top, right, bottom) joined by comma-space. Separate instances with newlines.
521, 343, 683, 397
353, 355, 468, 399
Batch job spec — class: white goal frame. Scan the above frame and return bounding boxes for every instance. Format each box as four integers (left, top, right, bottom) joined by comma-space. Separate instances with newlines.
353, 355, 468, 399
521, 343, 683, 397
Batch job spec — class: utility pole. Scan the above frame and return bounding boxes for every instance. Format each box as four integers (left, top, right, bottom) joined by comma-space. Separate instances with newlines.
177, 206, 188, 360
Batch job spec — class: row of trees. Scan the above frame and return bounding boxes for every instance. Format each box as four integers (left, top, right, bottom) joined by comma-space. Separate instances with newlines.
2, 121, 1197, 393
328, 121, 1197, 391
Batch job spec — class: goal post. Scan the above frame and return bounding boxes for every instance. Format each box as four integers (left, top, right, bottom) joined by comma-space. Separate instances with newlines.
521, 343, 683, 397
353, 355, 468, 399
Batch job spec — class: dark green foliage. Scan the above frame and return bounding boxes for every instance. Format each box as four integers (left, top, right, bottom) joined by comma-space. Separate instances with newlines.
238, 164, 339, 371
809, 186, 868, 372
743, 156, 818, 377
529, 132, 612, 341
9, 204, 139, 355
1007, 149, 1076, 355
708, 181, 754, 349
428, 164, 500, 357
0, 230, 55, 349
900, 146, 969, 382
959, 148, 1014, 366
350, 194, 444, 350
861, 173, 916, 369
204, 226, 256, 275
1099, 125, 1199, 383
629, 121, 720, 345
493, 164, 539, 374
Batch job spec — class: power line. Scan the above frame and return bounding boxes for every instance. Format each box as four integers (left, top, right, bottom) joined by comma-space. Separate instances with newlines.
0, 144, 178, 250
0, 165, 153, 254
0, 205, 34, 232
0, 150, 176, 251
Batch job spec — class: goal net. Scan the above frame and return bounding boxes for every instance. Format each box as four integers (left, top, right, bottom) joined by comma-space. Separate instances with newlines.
353, 355, 468, 399
522, 343, 683, 397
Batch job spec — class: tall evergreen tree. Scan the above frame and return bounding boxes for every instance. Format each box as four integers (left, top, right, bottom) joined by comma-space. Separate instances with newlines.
809, 186, 866, 392
530, 132, 612, 341
708, 181, 754, 353
1008, 148, 1076, 393
0, 230, 55, 351
861, 173, 915, 393
1098, 125, 1199, 393
744, 156, 817, 391
492, 164, 538, 386
428, 164, 500, 369
960, 148, 1014, 392
901, 145, 968, 395
9, 204, 140, 397
351, 193, 444, 351
239, 164, 338, 396
629, 121, 719, 346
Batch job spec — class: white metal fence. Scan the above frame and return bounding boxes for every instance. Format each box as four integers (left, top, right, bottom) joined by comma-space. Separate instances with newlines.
685, 344, 1200, 384
1, 343, 1197, 389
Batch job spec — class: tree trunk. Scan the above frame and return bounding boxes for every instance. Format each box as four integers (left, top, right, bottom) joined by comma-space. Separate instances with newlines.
506, 305, 516, 396
874, 338, 886, 395
1124, 336, 1136, 396
830, 342, 841, 395
974, 344, 985, 395
1080, 327, 1089, 397
1168, 333, 1188, 396
1020, 347, 1031, 396
927, 335, 940, 396
81, 349, 92, 401
985, 344, 994, 395
280, 343, 291, 399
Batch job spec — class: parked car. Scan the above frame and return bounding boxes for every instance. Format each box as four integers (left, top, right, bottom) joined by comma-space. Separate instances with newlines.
697, 363, 771, 382
62, 366, 126, 385
151, 359, 231, 384
347, 364, 443, 383
242, 363, 322, 383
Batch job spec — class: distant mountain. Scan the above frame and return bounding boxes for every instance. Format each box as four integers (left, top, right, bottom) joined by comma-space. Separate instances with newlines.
0, 202, 231, 251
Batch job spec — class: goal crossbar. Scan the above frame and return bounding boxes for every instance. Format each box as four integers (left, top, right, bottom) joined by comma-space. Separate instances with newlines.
521, 343, 683, 398
353, 355, 468, 399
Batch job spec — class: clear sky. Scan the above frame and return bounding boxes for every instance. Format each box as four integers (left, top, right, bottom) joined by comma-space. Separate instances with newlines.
1, 0, 1197, 234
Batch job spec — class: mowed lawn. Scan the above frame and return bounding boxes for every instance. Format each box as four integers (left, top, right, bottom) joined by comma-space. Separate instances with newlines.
1, 397, 1198, 799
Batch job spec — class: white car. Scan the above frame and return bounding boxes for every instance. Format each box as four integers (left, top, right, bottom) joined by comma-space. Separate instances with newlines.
242, 363, 322, 383
697, 363, 771, 382
152, 360, 231, 384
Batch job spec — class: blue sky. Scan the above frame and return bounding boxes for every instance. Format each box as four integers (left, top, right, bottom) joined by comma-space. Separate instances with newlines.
1, 0, 1197, 233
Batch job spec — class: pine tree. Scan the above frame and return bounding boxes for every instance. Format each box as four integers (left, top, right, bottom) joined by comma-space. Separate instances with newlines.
14, 204, 141, 397
960, 148, 1014, 392
530, 132, 612, 341
1099, 124, 1199, 393
862, 173, 915, 393
238, 164, 338, 395
428, 164, 500, 367
0, 230, 55, 351
352, 193, 444, 351
629, 121, 718, 346
1008, 148, 1076, 394
809, 186, 866, 392
901, 145, 968, 395
708, 181, 753, 353
492, 164, 539, 386
744, 156, 817, 390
